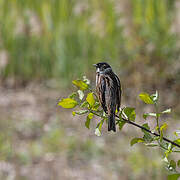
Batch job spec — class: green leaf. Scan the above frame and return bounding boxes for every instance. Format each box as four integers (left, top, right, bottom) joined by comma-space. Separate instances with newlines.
118, 112, 126, 130
176, 130, 180, 134
162, 108, 171, 114
139, 93, 154, 104
141, 123, 150, 132
145, 143, 158, 147
150, 91, 158, 103
72, 111, 76, 116
80, 101, 89, 108
85, 113, 94, 129
95, 128, 101, 136
92, 102, 100, 111
177, 160, 180, 167
123, 107, 136, 121
77, 90, 84, 100
165, 149, 171, 158
83, 76, 90, 85
86, 92, 95, 108
174, 130, 180, 137
163, 156, 168, 163
58, 98, 78, 108
72, 80, 88, 90
74, 110, 89, 115
174, 132, 178, 137
160, 123, 168, 142
170, 160, 176, 169
168, 174, 180, 180
118, 121, 126, 130
95, 120, 104, 136
174, 139, 180, 145
130, 138, 144, 146
88, 113, 94, 119
153, 136, 160, 141
168, 143, 172, 151
69, 92, 77, 99
141, 123, 153, 143
160, 123, 168, 131
143, 112, 158, 120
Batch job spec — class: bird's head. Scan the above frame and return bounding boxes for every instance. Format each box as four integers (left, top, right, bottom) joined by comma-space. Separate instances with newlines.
93, 62, 112, 73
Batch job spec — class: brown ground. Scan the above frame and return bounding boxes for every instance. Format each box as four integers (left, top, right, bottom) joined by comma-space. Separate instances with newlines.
0, 82, 179, 180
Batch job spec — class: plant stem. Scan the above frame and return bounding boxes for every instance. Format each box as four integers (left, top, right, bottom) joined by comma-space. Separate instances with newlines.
116, 115, 180, 148
90, 110, 180, 148
155, 103, 160, 134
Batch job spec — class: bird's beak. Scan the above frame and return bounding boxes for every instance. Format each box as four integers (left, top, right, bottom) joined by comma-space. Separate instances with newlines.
93, 64, 97, 67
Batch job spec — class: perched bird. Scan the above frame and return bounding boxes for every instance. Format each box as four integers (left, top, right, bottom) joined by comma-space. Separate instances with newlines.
93, 62, 121, 132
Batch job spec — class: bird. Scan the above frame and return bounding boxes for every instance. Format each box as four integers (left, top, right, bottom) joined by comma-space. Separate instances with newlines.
93, 62, 121, 132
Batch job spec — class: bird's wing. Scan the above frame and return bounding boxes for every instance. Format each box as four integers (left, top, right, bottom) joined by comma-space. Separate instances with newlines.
114, 73, 121, 111
104, 74, 116, 115
97, 75, 107, 113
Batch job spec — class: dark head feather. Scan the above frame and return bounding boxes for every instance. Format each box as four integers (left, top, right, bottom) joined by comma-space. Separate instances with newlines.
93, 62, 112, 72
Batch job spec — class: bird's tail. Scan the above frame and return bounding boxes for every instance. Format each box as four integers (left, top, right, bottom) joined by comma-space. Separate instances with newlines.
108, 113, 116, 132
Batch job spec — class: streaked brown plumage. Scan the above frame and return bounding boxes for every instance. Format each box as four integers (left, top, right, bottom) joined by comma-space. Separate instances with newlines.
94, 62, 121, 132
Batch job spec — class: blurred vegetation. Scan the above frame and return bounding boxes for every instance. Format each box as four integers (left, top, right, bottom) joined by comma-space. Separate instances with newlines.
0, 0, 179, 85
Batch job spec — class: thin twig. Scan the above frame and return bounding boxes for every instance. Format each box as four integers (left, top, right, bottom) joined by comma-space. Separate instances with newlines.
155, 103, 160, 134
90, 110, 180, 149
115, 115, 180, 149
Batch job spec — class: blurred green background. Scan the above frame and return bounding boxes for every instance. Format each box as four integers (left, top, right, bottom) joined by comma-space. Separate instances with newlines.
0, 0, 180, 179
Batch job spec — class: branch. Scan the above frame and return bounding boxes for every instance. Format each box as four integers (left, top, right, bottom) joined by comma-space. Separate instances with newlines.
89, 109, 180, 149
115, 114, 180, 149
